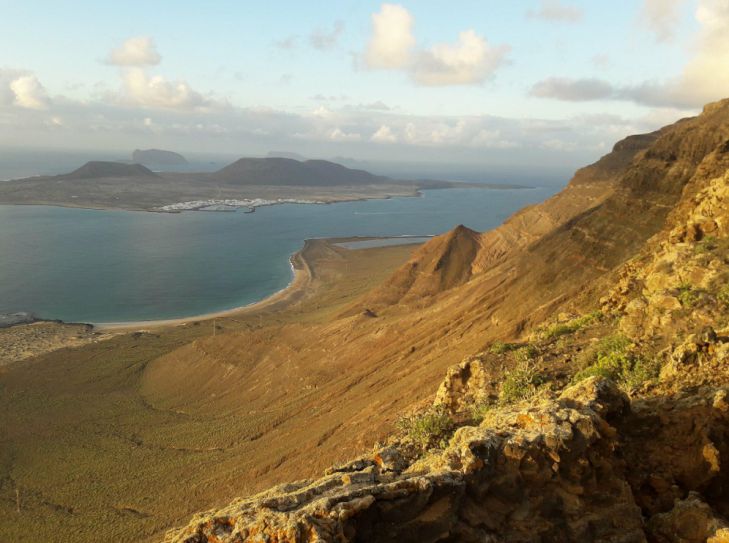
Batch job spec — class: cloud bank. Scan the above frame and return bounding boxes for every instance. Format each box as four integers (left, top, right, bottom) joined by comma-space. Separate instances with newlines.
364, 3, 509, 86
530, 0, 729, 109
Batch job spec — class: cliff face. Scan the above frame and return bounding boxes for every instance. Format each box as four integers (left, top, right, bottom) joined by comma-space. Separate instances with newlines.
162, 100, 729, 542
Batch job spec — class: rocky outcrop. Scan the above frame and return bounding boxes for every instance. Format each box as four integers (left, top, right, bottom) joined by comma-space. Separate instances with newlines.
166, 379, 649, 543
647, 493, 729, 543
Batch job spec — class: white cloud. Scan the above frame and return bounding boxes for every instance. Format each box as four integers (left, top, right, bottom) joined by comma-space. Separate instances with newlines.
119, 68, 215, 110
329, 127, 361, 141
365, 4, 415, 69
107, 36, 161, 66
412, 30, 509, 86
311, 105, 335, 118
640, 0, 686, 42
9, 74, 50, 109
371, 125, 397, 143
531, 0, 729, 110
310, 21, 345, 50
364, 4, 508, 86
527, 0, 583, 23
0, 71, 51, 110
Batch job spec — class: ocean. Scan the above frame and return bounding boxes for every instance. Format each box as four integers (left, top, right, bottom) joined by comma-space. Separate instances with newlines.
0, 186, 558, 323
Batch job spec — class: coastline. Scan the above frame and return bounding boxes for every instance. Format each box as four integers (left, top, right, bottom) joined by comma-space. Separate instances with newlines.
92, 235, 425, 331
0, 182, 533, 214
93, 247, 311, 331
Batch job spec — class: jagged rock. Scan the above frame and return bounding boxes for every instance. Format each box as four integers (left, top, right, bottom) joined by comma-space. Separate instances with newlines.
166, 378, 646, 543
559, 377, 630, 420
620, 387, 729, 517
433, 356, 493, 414
647, 492, 729, 543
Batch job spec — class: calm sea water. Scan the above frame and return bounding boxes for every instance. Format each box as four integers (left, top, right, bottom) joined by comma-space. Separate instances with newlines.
0, 187, 557, 323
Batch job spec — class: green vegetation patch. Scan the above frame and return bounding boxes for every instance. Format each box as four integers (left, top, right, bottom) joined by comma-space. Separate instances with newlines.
717, 284, 729, 307
541, 311, 602, 341
489, 341, 520, 354
676, 283, 705, 307
573, 335, 660, 389
469, 401, 493, 425
695, 235, 719, 254
397, 405, 455, 452
499, 359, 544, 405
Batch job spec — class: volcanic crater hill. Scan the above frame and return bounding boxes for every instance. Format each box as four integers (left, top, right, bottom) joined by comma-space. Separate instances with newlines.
61, 161, 159, 179
210, 157, 393, 186
159, 99, 729, 542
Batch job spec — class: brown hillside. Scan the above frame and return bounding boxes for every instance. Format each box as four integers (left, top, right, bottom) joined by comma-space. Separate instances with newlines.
347, 224, 482, 309
143, 99, 729, 542
168, 101, 729, 543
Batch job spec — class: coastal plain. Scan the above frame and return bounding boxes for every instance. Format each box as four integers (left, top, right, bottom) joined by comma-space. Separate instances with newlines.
0, 239, 422, 542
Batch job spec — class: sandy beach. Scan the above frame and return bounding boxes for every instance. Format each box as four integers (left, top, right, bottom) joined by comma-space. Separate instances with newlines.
93, 235, 426, 331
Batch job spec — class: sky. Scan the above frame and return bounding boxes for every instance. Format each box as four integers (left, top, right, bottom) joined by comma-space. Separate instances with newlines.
1, 0, 728, 174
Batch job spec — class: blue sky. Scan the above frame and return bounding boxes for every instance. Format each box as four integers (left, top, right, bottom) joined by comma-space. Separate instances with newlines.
0, 0, 726, 172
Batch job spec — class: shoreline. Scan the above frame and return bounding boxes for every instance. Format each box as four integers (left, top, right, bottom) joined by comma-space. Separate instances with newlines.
93, 250, 309, 331
0, 182, 535, 215
92, 235, 426, 331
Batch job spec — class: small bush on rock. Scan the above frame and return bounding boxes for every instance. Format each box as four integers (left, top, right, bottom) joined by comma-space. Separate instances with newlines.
541, 311, 603, 340
499, 360, 544, 404
718, 284, 729, 307
676, 283, 704, 307
573, 335, 659, 389
490, 341, 519, 354
397, 406, 455, 452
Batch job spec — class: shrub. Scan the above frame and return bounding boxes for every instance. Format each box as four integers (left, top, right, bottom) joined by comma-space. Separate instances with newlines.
469, 401, 493, 425
695, 236, 718, 254
397, 405, 455, 451
499, 360, 543, 404
513, 344, 538, 362
490, 341, 519, 355
718, 284, 729, 307
676, 283, 703, 307
573, 334, 659, 388
542, 311, 602, 340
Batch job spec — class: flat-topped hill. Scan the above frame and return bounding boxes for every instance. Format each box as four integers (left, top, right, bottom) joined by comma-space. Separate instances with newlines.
211, 157, 391, 186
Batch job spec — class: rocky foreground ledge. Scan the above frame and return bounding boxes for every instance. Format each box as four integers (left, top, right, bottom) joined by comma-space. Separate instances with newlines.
165, 377, 729, 543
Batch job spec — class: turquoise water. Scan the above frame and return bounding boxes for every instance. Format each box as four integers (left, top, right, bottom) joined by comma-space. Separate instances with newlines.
0, 187, 557, 323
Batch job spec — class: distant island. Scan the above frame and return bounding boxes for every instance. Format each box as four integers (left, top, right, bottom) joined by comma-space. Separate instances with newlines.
0, 157, 528, 212
132, 148, 188, 166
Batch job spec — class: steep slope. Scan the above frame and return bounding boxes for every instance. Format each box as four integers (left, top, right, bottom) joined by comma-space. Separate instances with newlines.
212, 157, 391, 186
351, 225, 482, 307
353, 129, 663, 312
166, 104, 729, 543
151, 100, 729, 542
